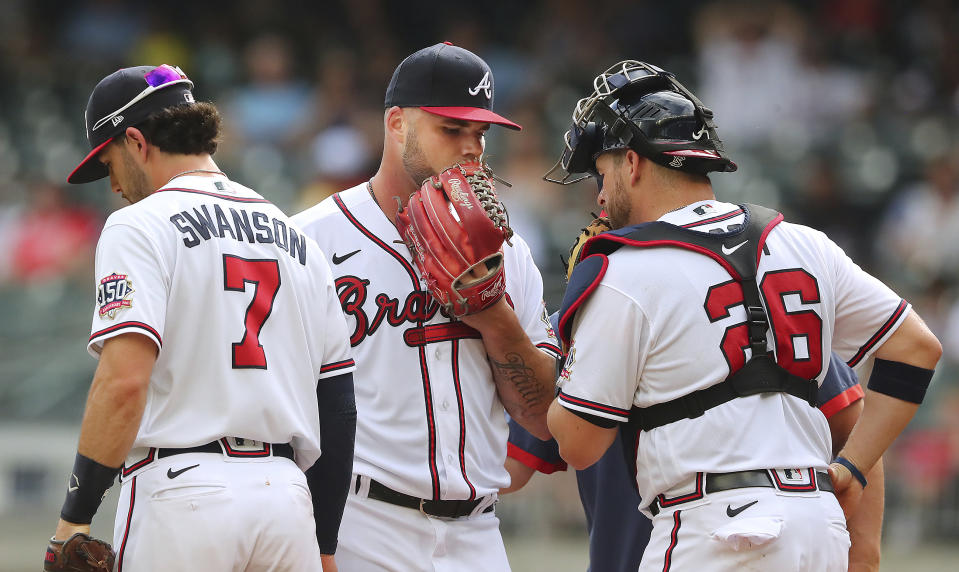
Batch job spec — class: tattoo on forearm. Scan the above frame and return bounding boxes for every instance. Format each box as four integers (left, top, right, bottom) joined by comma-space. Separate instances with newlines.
491, 352, 543, 409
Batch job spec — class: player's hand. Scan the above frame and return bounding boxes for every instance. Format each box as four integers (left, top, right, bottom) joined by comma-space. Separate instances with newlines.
321, 554, 338, 572
828, 462, 864, 520
458, 297, 517, 338
53, 519, 91, 541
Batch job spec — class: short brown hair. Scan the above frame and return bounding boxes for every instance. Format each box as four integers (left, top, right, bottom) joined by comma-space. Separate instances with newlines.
136, 102, 222, 156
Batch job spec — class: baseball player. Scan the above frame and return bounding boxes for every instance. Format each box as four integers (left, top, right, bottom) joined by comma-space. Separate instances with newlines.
293, 43, 561, 571
505, 347, 884, 571
47, 64, 356, 571
543, 61, 940, 571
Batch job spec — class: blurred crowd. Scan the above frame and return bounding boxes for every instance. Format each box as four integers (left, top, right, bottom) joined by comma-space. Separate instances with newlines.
2, 0, 958, 545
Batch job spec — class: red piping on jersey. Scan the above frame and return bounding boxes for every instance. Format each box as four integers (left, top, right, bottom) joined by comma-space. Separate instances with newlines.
662, 509, 682, 572
418, 346, 441, 499
820, 384, 864, 419
157, 187, 270, 203
451, 340, 477, 500
117, 476, 136, 572
680, 208, 744, 228
507, 442, 568, 474
558, 391, 631, 418
320, 358, 356, 374
403, 322, 481, 346
333, 193, 418, 279
847, 299, 908, 367
90, 322, 162, 346
770, 468, 818, 492
334, 192, 442, 499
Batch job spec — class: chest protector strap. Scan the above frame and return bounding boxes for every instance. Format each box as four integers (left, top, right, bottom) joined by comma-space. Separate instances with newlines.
562, 203, 818, 432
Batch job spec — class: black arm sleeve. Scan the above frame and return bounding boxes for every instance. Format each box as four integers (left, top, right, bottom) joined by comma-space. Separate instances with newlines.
305, 372, 357, 555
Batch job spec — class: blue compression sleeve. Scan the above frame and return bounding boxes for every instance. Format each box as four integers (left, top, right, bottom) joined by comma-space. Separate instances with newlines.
305, 372, 357, 554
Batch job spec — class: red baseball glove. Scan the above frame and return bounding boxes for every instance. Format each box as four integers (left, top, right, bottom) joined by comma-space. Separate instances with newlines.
44, 533, 115, 572
396, 162, 513, 317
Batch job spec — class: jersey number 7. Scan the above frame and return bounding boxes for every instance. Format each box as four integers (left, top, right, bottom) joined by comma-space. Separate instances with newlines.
705, 268, 823, 379
223, 255, 281, 369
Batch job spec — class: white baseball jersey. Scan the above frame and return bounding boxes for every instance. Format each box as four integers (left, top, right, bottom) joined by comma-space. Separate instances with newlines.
88, 173, 355, 470
557, 200, 909, 508
293, 183, 561, 500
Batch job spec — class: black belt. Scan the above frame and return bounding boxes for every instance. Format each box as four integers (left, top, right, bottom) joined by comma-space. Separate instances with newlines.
649, 469, 833, 516
364, 478, 495, 518
157, 440, 295, 461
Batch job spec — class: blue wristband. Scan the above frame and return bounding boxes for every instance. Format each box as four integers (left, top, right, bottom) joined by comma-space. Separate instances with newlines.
833, 456, 867, 488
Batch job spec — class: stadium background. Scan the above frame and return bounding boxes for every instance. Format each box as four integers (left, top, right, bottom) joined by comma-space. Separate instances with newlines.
1, 0, 958, 569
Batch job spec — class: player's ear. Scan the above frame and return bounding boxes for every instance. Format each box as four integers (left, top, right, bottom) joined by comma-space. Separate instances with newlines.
625, 149, 645, 186
123, 127, 149, 161
385, 106, 406, 144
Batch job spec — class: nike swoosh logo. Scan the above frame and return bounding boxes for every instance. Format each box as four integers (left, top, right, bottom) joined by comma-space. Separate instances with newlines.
726, 500, 759, 517
167, 464, 200, 479
331, 249, 361, 265
721, 240, 748, 255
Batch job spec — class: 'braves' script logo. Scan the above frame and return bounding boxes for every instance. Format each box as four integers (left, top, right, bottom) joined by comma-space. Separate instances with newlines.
336, 276, 442, 346
468, 71, 492, 99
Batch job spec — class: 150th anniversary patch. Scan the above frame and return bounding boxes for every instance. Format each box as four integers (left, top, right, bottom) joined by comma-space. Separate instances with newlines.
97, 272, 135, 319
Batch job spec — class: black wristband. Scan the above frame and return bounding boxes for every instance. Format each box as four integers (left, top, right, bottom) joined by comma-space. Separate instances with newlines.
834, 456, 868, 488
59, 453, 119, 524
867, 358, 934, 404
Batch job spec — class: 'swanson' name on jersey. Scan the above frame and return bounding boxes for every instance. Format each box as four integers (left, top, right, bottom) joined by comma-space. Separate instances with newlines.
169, 204, 307, 265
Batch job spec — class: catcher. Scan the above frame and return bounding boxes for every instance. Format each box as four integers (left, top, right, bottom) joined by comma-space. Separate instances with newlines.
291, 42, 562, 571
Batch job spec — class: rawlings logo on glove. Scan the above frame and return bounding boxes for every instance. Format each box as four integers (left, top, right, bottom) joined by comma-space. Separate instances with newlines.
396, 162, 513, 317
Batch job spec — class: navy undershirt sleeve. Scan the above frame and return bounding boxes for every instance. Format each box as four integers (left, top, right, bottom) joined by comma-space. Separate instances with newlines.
305, 372, 357, 554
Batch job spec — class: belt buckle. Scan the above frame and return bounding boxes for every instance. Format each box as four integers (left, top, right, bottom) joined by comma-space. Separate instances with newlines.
418, 498, 428, 516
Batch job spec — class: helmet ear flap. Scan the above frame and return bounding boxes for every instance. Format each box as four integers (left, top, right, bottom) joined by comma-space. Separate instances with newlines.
564, 122, 601, 175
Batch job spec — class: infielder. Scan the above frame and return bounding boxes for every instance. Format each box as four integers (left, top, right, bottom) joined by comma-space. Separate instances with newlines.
544, 61, 940, 571
293, 43, 560, 571
506, 348, 884, 571
46, 64, 356, 572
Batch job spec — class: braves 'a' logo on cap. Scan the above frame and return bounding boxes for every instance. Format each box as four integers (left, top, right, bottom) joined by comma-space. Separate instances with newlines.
468, 71, 492, 99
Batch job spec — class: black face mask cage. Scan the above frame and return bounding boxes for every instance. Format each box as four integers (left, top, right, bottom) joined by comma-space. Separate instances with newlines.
543, 60, 723, 185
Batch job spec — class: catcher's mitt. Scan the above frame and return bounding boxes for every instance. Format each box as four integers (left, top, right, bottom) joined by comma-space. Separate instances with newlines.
44, 533, 115, 572
563, 215, 611, 281
396, 162, 513, 317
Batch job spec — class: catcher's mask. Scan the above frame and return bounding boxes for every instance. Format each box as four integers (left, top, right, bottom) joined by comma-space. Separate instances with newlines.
544, 60, 737, 185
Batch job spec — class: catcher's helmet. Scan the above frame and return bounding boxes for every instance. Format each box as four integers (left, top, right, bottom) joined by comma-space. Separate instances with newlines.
544, 61, 736, 185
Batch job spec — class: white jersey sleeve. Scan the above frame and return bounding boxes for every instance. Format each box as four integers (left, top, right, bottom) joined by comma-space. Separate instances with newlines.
823, 233, 910, 366
557, 284, 646, 423
89, 218, 169, 355
316, 250, 357, 380
505, 234, 561, 359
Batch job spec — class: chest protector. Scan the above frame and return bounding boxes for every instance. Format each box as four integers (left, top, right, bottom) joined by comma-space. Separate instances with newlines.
558, 203, 818, 433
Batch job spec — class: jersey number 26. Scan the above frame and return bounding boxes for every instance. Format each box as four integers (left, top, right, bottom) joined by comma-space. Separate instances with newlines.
705, 268, 823, 379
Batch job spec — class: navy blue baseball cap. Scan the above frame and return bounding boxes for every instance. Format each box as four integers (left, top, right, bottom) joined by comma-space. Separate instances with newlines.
385, 42, 521, 130
68, 64, 195, 184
